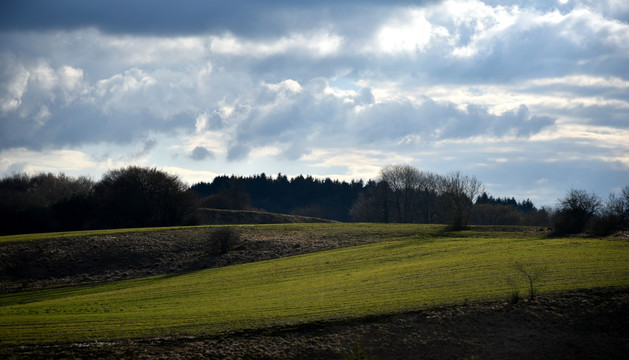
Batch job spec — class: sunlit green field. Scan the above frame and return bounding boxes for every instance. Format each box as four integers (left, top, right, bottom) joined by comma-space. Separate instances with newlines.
1, 224, 628, 344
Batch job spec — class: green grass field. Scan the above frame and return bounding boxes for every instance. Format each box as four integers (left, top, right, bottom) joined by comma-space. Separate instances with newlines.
1, 224, 628, 344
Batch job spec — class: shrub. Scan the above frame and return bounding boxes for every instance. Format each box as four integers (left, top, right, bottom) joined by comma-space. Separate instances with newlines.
588, 214, 622, 237
344, 343, 377, 360
552, 189, 601, 235
209, 227, 240, 254
512, 261, 546, 300
508, 287, 521, 304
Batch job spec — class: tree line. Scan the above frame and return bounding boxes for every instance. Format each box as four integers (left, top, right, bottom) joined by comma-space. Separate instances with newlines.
191, 173, 365, 222
0, 164, 627, 236
0, 167, 196, 235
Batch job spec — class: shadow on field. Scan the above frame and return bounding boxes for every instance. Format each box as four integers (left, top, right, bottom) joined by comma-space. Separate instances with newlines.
2, 288, 627, 359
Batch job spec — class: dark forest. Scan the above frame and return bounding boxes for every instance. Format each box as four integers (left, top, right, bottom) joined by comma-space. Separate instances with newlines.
1, 165, 627, 236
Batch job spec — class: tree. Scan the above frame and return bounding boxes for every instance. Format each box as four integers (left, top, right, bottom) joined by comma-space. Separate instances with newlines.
590, 186, 629, 235
94, 166, 195, 228
441, 171, 484, 229
511, 261, 546, 301
350, 165, 485, 227
0, 173, 95, 234
349, 180, 389, 222
199, 177, 251, 210
608, 186, 629, 229
379, 164, 423, 222
553, 188, 601, 235
470, 203, 520, 225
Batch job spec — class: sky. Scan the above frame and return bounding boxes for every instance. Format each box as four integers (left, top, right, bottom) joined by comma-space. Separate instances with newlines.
1, 0, 628, 207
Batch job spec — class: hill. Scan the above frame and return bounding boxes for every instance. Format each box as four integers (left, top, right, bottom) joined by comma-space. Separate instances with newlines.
195, 208, 336, 225
1, 224, 628, 358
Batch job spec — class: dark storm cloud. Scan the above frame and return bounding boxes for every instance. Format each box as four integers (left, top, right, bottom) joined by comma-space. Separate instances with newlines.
0, 0, 439, 36
190, 146, 213, 161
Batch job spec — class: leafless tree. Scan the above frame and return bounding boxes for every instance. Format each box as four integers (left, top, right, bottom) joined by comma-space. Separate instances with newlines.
441, 171, 484, 229
553, 188, 602, 234
512, 261, 546, 300
379, 164, 423, 222
607, 186, 629, 228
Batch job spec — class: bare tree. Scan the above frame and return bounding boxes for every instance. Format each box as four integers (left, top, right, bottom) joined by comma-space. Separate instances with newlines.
512, 261, 546, 300
441, 171, 484, 229
553, 188, 602, 234
379, 164, 423, 222
349, 180, 389, 222
607, 186, 629, 228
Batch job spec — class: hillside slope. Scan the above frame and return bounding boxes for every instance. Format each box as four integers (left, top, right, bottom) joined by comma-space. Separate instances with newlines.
0, 223, 418, 293
1, 225, 628, 358
195, 208, 336, 225
1, 225, 628, 346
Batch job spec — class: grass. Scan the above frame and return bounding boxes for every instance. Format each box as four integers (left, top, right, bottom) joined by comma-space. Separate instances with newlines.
1, 224, 628, 344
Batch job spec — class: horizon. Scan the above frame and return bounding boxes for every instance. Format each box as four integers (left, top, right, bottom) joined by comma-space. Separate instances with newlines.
1, 0, 627, 208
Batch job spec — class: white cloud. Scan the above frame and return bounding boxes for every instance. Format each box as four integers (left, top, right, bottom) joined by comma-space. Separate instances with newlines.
58, 65, 84, 91
264, 79, 303, 94
373, 9, 448, 54
440, 0, 520, 58
103, 34, 207, 65
195, 112, 210, 133
0, 147, 111, 176
209, 31, 343, 57
301, 148, 413, 181
0, 61, 29, 112
523, 74, 629, 88
0, 0, 627, 204
161, 166, 219, 186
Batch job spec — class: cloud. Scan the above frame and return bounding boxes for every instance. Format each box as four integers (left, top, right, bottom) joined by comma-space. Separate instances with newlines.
371, 9, 449, 55
0, 147, 112, 176
0, 0, 627, 204
190, 146, 213, 161
210, 31, 343, 58
0, 1, 438, 36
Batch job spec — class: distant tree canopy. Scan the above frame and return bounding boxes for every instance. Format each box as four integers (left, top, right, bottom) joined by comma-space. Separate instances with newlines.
0, 167, 196, 235
475, 192, 536, 213
0, 165, 626, 236
0, 173, 95, 234
349, 165, 485, 229
94, 166, 195, 229
190, 173, 365, 222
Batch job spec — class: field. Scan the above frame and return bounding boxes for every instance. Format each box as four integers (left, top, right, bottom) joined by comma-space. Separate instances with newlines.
1, 224, 628, 358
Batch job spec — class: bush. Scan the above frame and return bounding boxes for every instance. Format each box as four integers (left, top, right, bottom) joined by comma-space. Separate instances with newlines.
508, 288, 521, 304
588, 214, 622, 236
512, 261, 545, 300
344, 343, 377, 360
552, 189, 601, 235
209, 227, 240, 254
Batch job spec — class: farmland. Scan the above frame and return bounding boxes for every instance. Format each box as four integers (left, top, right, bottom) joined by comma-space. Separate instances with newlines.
1, 224, 628, 358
